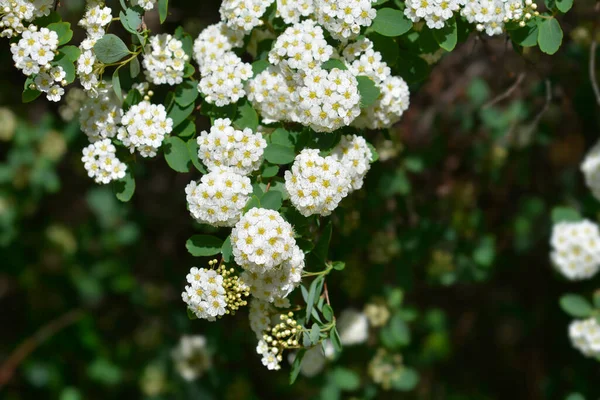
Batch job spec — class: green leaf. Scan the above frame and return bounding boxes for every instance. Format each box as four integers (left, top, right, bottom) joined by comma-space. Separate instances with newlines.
556, 0, 573, 13
175, 80, 199, 107
551, 207, 581, 223
123, 89, 142, 111
381, 312, 410, 349
252, 59, 270, 76
186, 235, 224, 257
260, 191, 283, 211
306, 276, 324, 322
432, 17, 457, 51
120, 7, 143, 34
243, 195, 261, 212
174, 119, 196, 139
47, 22, 72, 46
112, 69, 123, 103
309, 323, 320, 345
312, 222, 332, 264
158, 0, 169, 23
594, 291, 600, 309
163, 136, 191, 173
94, 34, 130, 64
367, 142, 379, 163
183, 63, 195, 78
221, 236, 233, 262
22, 77, 41, 103
234, 101, 259, 131
331, 367, 360, 391
331, 326, 343, 354
559, 294, 594, 318
511, 21, 539, 47
264, 143, 296, 164
168, 101, 195, 128
322, 304, 334, 322
186, 308, 198, 320
261, 164, 279, 178
332, 261, 345, 271
368, 33, 399, 66
129, 56, 140, 78
58, 45, 81, 62
321, 59, 348, 71
391, 368, 419, 391
371, 8, 412, 37
113, 170, 135, 202
537, 18, 563, 55
356, 76, 380, 108
186, 138, 207, 173
289, 349, 306, 385
53, 56, 76, 84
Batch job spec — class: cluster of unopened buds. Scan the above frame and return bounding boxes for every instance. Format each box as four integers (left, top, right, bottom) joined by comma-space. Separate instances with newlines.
504, 0, 540, 28
256, 312, 303, 370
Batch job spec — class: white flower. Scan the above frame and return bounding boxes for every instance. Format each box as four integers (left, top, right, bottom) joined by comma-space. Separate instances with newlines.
460, 0, 507, 36
231, 208, 297, 272
219, 0, 275, 33
0, 0, 53, 37
249, 298, 274, 338
11, 26, 58, 79
581, 140, 600, 201
246, 64, 298, 124
330, 134, 374, 191
276, 0, 314, 24
569, 318, 600, 358
78, 5, 112, 40
314, 0, 377, 40
193, 22, 244, 68
198, 52, 253, 106
550, 219, 600, 280
46, 85, 64, 102
171, 335, 212, 381
79, 83, 123, 142
241, 245, 304, 303
285, 149, 351, 216
197, 118, 267, 175
405, 0, 462, 30
132, 0, 157, 10
81, 138, 128, 184
185, 169, 252, 227
117, 101, 173, 158
336, 308, 369, 346
143, 34, 189, 86
343, 40, 391, 84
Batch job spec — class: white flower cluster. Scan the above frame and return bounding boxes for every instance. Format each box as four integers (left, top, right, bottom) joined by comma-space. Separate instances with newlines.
331, 134, 373, 191
231, 208, 298, 273
581, 140, 600, 202
182, 267, 228, 321
79, 5, 111, 39
246, 65, 296, 124
241, 245, 304, 303
336, 308, 369, 346
405, 0, 462, 30
132, 0, 156, 10
143, 34, 188, 85
343, 39, 391, 84
550, 220, 600, 280
569, 318, 600, 358
462, 0, 539, 35
249, 298, 274, 338
285, 149, 351, 217
219, 0, 274, 33
171, 335, 212, 381
198, 52, 253, 106
313, 0, 377, 41
353, 75, 410, 129
81, 138, 128, 184
197, 118, 267, 175
295, 67, 362, 132
0, 0, 52, 37
256, 338, 281, 371
79, 84, 123, 142
117, 101, 173, 158
193, 22, 244, 68
10, 26, 66, 101
185, 169, 252, 227
268, 20, 333, 72
276, 0, 314, 24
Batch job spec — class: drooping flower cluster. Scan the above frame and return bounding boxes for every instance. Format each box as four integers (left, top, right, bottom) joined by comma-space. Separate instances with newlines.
0, 0, 53, 37
276, 0, 314, 24
79, 84, 123, 142
192, 22, 244, 68
117, 101, 173, 158
581, 140, 600, 202
331, 134, 374, 191
132, 0, 157, 10
81, 138, 128, 184
171, 335, 212, 381
231, 208, 298, 273
569, 318, 600, 358
198, 52, 253, 106
550, 220, 600, 280
285, 149, 351, 217
142, 34, 188, 85
241, 245, 304, 302
313, 0, 378, 41
256, 312, 302, 371
185, 169, 252, 227
181, 260, 250, 321
197, 118, 267, 175
219, 0, 275, 33
268, 20, 333, 72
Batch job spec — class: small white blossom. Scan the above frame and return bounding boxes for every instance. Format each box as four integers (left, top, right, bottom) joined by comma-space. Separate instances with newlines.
569, 318, 600, 358
171, 335, 212, 381
550, 220, 600, 280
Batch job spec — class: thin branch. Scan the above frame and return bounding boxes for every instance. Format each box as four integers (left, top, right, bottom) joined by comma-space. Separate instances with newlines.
323, 282, 331, 306
590, 40, 600, 107
0, 309, 83, 388
483, 73, 526, 109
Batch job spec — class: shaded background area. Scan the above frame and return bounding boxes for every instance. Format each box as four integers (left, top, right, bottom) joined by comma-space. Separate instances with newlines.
1, 0, 600, 399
